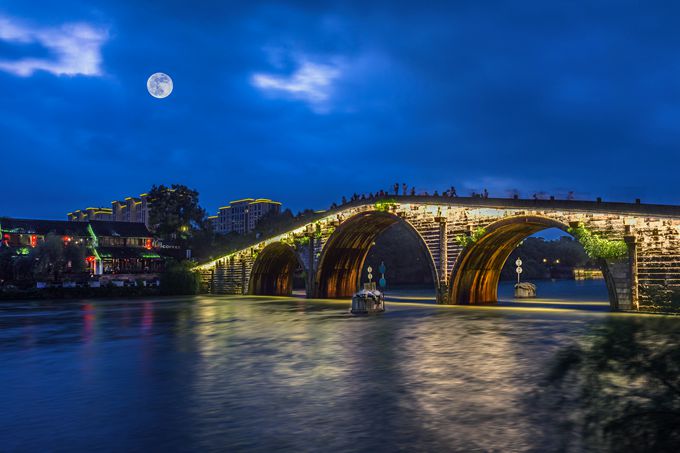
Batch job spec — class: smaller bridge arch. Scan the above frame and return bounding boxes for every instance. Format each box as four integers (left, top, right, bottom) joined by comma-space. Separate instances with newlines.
314, 210, 438, 298
248, 242, 305, 296
448, 215, 621, 309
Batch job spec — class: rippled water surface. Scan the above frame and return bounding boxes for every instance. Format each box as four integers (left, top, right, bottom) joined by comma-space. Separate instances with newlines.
0, 281, 634, 452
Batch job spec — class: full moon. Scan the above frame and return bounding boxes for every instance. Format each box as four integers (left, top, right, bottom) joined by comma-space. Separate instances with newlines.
147, 72, 173, 98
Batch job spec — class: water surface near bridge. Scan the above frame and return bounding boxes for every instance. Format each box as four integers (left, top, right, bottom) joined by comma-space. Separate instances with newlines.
0, 281, 647, 452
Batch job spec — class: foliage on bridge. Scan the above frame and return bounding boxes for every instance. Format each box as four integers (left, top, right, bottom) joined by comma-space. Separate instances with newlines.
455, 227, 487, 248
294, 236, 310, 248
567, 222, 628, 261
374, 198, 398, 212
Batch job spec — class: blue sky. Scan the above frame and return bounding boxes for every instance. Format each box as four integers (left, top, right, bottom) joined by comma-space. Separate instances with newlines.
2, 1, 680, 219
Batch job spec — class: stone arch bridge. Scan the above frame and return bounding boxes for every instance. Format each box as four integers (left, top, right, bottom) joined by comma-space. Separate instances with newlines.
195, 196, 680, 311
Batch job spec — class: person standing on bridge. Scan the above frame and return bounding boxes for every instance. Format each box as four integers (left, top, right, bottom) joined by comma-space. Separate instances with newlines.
450, 186, 457, 197
483, 188, 489, 199
410, 187, 416, 196
394, 182, 399, 195
402, 183, 407, 196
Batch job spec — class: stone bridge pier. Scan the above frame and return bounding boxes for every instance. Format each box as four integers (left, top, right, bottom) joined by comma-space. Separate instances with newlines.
196, 196, 680, 312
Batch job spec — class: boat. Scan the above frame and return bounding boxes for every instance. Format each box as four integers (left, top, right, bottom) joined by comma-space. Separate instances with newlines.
350, 288, 385, 314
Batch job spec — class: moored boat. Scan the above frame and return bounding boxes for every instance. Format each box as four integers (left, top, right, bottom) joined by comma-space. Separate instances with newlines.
350, 288, 385, 314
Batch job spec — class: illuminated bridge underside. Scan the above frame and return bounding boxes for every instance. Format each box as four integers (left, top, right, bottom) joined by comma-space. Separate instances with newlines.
316, 212, 402, 298
450, 217, 616, 305
248, 242, 300, 296
196, 196, 680, 312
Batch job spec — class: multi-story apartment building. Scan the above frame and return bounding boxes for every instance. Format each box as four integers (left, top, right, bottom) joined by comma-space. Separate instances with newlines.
216, 205, 232, 234
67, 207, 113, 222
69, 193, 150, 226
211, 198, 281, 235
111, 194, 150, 225
69, 192, 279, 235
208, 215, 218, 232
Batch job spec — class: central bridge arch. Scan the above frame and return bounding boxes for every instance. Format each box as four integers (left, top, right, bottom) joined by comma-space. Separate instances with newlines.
449, 215, 621, 309
314, 211, 438, 298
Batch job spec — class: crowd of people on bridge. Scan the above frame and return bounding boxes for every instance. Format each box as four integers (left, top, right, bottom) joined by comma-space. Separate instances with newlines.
328, 184, 578, 210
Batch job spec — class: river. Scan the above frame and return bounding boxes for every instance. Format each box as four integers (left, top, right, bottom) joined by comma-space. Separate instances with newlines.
0, 280, 665, 451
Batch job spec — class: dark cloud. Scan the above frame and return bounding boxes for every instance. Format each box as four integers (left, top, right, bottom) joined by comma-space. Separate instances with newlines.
1, 0, 680, 219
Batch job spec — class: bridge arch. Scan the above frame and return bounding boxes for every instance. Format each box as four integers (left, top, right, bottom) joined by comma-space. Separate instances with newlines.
248, 242, 305, 296
315, 210, 438, 298
448, 215, 621, 309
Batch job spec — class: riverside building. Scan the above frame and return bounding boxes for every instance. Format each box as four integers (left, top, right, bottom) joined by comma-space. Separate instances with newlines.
0, 218, 162, 275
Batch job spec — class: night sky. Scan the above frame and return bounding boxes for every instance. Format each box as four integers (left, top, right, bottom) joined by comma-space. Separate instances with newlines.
2, 1, 680, 220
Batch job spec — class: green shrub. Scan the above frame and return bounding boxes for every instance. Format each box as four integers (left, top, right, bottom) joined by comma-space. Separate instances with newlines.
374, 198, 398, 212
567, 222, 628, 261
160, 261, 200, 295
456, 227, 487, 248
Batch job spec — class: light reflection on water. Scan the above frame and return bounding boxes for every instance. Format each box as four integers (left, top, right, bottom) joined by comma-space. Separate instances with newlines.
0, 281, 623, 451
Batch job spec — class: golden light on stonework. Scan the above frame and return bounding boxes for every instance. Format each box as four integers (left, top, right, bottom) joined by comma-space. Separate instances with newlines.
193, 199, 680, 312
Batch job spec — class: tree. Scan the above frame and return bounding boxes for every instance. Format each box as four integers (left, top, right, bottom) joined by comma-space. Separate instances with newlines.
33, 233, 65, 281
147, 184, 209, 241
31, 233, 88, 281
64, 241, 87, 274
543, 318, 680, 451
160, 260, 200, 295
254, 208, 295, 235
0, 247, 15, 283
500, 236, 593, 280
